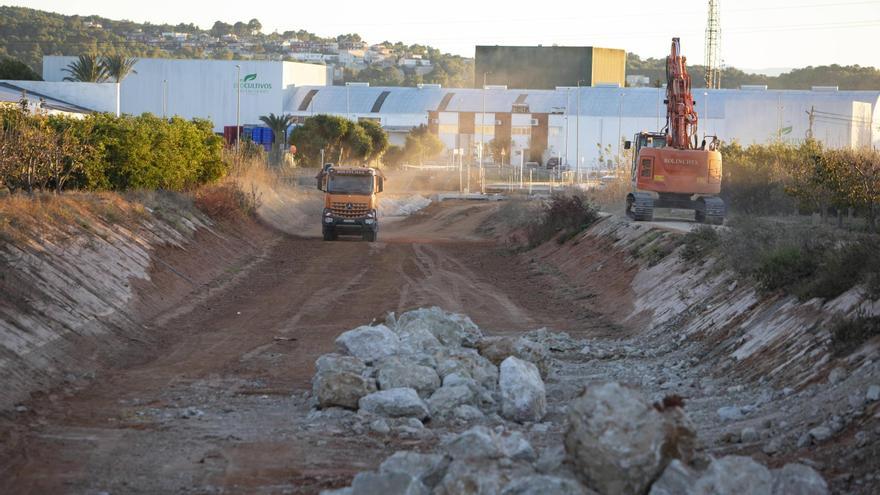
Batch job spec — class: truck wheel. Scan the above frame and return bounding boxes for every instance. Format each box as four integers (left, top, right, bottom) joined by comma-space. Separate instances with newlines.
362, 229, 377, 242
322, 228, 336, 241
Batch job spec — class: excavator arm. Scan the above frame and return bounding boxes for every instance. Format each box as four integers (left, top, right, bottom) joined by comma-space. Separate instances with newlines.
665, 37, 699, 150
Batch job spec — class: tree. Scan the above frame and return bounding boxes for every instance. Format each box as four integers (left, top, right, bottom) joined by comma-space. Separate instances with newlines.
62, 54, 108, 82
290, 115, 392, 167
210, 21, 233, 37
247, 18, 262, 35
404, 124, 444, 165
489, 137, 511, 164
290, 114, 352, 167
101, 55, 137, 117
357, 119, 389, 164
0, 57, 41, 80
258, 112, 294, 164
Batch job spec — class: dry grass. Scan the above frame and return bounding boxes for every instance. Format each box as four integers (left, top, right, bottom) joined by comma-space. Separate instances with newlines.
0, 191, 148, 245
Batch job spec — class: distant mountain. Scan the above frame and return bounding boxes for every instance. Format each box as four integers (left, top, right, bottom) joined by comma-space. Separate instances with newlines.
627, 54, 880, 90
741, 67, 794, 78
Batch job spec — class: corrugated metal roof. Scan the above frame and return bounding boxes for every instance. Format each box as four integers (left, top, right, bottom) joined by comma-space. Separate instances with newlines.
287, 85, 880, 122
0, 82, 93, 114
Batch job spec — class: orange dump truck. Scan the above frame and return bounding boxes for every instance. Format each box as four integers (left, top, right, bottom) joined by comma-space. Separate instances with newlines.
316, 165, 385, 242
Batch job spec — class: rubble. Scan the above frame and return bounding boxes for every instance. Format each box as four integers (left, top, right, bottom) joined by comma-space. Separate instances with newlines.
336, 325, 400, 364
692, 456, 773, 495
499, 357, 547, 423
771, 463, 829, 495
313, 370, 377, 410
377, 357, 441, 398
358, 388, 430, 419
564, 382, 693, 495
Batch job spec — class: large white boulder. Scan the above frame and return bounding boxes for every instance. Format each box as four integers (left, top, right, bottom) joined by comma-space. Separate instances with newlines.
396, 307, 483, 348
564, 382, 693, 495
313, 370, 377, 410
478, 336, 552, 378
436, 348, 499, 390
336, 325, 400, 364
500, 357, 546, 423
501, 475, 590, 495
427, 384, 479, 418
315, 353, 367, 375
377, 357, 441, 398
380, 451, 450, 488
359, 388, 430, 419
692, 456, 773, 495
771, 463, 829, 495
351, 471, 429, 495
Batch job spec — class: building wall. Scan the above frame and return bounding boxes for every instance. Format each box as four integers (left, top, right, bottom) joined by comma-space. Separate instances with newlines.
43, 56, 329, 131
1, 80, 116, 113
474, 46, 626, 90
591, 48, 627, 86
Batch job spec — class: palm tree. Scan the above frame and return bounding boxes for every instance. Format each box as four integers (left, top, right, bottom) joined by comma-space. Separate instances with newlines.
259, 113, 294, 163
102, 55, 138, 117
62, 54, 108, 83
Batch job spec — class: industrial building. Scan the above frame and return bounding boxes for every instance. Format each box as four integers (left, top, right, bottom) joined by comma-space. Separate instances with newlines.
20, 56, 880, 169
286, 84, 880, 169
41, 56, 330, 131
474, 46, 626, 90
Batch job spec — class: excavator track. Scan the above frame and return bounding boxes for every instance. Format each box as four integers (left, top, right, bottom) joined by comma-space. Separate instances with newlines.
695, 196, 726, 225
626, 193, 655, 222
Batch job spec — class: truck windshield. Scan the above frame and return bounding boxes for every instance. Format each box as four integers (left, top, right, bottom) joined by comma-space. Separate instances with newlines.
327, 174, 373, 195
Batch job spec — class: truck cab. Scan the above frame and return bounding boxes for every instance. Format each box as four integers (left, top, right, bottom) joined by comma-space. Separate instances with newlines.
317, 165, 385, 242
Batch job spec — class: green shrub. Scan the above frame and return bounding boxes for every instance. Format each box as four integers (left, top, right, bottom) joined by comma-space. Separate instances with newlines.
830, 312, 880, 356
526, 191, 600, 247
679, 226, 721, 262
1, 108, 226, 193
798, 241, 879, 300
754, 246, 818, 292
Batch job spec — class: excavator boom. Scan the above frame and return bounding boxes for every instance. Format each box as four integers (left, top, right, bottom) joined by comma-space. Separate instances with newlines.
666, 37, 698, 150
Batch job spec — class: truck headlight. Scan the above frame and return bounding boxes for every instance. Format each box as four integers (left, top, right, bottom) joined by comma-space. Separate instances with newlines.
324, 217, 333, 224
323, 209, 333, 217
365, 219, 375, 225
366, 210, 376, 218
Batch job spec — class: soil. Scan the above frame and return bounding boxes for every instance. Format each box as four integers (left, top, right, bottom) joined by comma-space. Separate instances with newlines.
1, 199, 877, 494
0, 201, 616, 494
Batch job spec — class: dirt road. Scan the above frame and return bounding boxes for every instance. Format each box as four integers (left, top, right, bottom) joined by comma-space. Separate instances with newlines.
0, 201, 610, 494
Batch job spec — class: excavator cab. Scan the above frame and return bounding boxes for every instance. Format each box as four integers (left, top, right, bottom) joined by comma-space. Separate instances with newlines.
626, 132, 667, 184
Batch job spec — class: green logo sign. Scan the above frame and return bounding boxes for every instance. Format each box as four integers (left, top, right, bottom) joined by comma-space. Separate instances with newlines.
235, 72, 272, 93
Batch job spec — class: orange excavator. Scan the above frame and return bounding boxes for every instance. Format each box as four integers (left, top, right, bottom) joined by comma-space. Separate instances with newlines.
624, 37, 725, 224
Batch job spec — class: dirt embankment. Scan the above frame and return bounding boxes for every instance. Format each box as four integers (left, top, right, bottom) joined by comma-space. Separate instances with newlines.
526, 215, 880, 492
1, 191, 878, 494
0, 193, 274, 412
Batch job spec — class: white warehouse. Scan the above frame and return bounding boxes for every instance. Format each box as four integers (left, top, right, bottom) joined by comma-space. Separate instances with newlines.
42, 56, 330, 131
286, 84, 880, 168
32, 56, 880, 167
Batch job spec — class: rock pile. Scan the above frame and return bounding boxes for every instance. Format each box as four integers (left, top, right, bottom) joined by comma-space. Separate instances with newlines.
311, 307, 549, 425
323, 379, 828, 495
314, 310, 830, 495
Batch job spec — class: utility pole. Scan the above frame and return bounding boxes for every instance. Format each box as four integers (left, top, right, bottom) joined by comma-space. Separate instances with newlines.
704, 0, 722, 89
235, 64, 241, 153
576, 80, 584, 183
806, 105, 815, 140
480, 72, 489, 194
617, 91, 624, 169
162, 79, 167, 118
564, 88, 570, 174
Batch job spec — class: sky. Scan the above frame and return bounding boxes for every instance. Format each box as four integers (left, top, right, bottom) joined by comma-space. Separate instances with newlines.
7, 0, 880, 69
